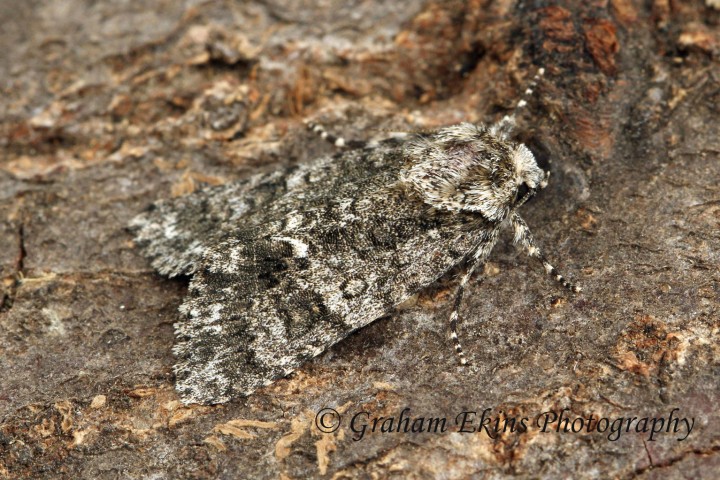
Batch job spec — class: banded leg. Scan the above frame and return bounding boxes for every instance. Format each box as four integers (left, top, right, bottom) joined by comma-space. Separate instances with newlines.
510, 212, 581, 293
449, 239, 497, 365
304, 121, 369, 149
449, 269, 477, 365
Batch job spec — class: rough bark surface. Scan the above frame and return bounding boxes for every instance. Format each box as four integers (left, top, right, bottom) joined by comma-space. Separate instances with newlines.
1, 0, 719, 478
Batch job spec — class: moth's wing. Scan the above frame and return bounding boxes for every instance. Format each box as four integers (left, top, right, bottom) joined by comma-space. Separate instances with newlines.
129, 169, 294, 277
173, 165, 493, 404
129, 148, 382, 277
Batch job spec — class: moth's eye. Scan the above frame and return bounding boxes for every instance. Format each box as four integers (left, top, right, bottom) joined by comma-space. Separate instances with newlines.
516, 182, 531, 203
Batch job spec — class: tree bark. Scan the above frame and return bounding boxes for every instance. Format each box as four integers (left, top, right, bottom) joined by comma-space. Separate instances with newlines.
1, 0, 718, 478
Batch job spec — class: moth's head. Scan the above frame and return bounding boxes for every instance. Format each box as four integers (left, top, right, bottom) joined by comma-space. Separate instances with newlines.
510, 142, 548, 207
400, 123, 547, 222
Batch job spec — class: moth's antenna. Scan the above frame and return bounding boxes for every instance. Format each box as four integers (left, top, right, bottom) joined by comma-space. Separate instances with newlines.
490, 67, 545, 139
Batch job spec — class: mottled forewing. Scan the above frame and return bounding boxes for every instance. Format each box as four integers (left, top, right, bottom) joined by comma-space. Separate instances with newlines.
173, 153, 494, 404
129, 169, 293, 277
129, 147, 391, 277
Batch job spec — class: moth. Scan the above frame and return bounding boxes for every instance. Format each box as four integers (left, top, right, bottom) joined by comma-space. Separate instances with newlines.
130, 68, 579, 404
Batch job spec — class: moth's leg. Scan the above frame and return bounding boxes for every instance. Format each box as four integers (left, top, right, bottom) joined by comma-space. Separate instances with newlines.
449, 270, 475, 365
510, 212, 581, 293
449, 245, 492, 366
304, 120, 369, 149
